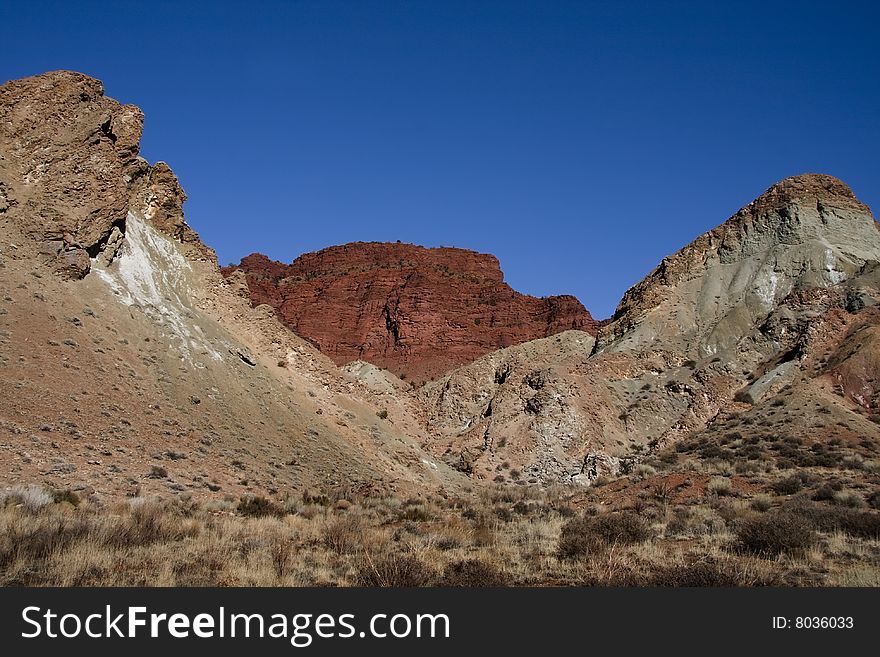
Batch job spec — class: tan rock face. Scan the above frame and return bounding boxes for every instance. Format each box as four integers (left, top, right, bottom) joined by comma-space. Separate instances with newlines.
0, 71, 144, 277
0, 70, 212, 277
223, 243, 600, 381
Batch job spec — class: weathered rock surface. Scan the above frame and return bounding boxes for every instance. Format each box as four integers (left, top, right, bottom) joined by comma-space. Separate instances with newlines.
223, 243, 599, 381
0, 70, 211, 279
597, 174, 880, 359
419, 175, 880, 485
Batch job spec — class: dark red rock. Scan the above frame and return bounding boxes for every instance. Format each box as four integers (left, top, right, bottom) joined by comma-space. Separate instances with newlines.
223, 242, 599, 381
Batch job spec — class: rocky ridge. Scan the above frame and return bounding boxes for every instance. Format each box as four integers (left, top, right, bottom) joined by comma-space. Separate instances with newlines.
2, 69, 880, 502
419, 176, 880, 484
0, 71, 208, 281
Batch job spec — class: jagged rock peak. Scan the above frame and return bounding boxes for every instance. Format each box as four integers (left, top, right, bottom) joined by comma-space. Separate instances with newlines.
0, 70, 211, 279
749, 173, 866, 212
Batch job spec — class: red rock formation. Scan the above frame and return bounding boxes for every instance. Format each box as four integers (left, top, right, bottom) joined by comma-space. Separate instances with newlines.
223, 242, 599, 381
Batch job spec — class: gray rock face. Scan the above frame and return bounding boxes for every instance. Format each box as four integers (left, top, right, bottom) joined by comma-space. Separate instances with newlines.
739, 361, 799, 405
597, 175, 880, 360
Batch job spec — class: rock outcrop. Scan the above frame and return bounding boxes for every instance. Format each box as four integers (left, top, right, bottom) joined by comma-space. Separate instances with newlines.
223, 243, 599, 381
0, 70, 210, 280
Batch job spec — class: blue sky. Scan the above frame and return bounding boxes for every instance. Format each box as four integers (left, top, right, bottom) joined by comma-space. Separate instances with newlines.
2, 1, 878, 318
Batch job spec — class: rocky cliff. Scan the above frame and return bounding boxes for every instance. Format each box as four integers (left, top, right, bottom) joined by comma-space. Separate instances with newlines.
0, 71, 209, 280
223, 243, 599, 381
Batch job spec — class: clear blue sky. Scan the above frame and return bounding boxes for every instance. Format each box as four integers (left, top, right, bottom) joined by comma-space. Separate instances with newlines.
2, 1, 878, 318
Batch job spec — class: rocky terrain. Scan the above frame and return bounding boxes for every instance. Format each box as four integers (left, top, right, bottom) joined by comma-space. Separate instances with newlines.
0, 71, 465, 506
1, 71, 879, 587
419, 174, 880, 485
223, 244, 598, 382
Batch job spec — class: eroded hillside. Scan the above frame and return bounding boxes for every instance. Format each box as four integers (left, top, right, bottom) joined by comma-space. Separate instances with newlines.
417, 175, 880, 486
0, 71, 466, 506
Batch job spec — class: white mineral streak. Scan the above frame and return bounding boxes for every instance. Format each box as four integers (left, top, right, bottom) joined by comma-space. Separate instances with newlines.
92, 210, 222, 361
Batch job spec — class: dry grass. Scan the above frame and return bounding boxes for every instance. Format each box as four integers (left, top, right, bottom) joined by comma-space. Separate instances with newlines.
1, 482, 878, 586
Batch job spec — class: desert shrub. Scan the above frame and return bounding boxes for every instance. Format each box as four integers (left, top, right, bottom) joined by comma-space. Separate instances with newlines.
812, 485, 837, 502
735, 460, 762, 475
750, 495, 773, 512
105, 503, 198, 548
832, 491, 864, 508
633, 464, 657, 479
397, 504, 432, 522
439, 559, 508, 587
771, 475, 804, 495
665, 507, 693, 537
323, 515, 363, 554
789, 502, 880, 539
835, 510, 880, 538
269, 535, 294, 579
356, 554, 431, 587
512, 500, 531, 515
708, 477, 733, 496
51, 489, 80, 507
658, 451, 678, 465
699, 445, 735, 461
650, 559, 782, 587
494, 506, 513, 522
435, 535, 462, 551
558, 511, 652, 559
461, 506, 478, 520
236, 495, 283, 518
735, 513, 816, 556
867, 490, 880, 510
0, 512, 92, 569
148, 465, 168, 479
3, 485, 53, 512
302, 489, 330, 506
